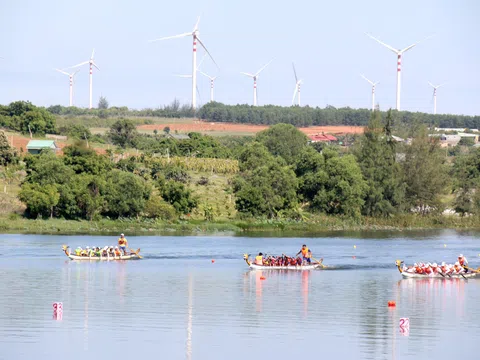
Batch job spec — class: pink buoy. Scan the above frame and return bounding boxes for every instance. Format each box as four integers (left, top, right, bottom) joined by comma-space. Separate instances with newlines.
399, 317, 409, 336
53, 302, 63, 320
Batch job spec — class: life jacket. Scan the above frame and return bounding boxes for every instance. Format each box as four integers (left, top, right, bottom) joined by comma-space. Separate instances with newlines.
305, 251, 312, 259
255, 256, 263, 265
415, 267, 423, 274
115, 249, 121, 256
301, 247, 309, 256
118, 238, 126, 246
425, 267, 432, 274
75, 249, 82, 256
459, 258, 466, 266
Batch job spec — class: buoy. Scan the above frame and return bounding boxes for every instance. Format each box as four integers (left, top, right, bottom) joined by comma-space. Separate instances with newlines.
260, 276, 266, 280
354, 245, 356, 249
388, 301, 396, 307
352, 256, 356, 259
211, 259, 215, 263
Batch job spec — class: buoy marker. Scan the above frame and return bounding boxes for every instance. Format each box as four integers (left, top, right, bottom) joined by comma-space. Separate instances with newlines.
388, 301, 396, 307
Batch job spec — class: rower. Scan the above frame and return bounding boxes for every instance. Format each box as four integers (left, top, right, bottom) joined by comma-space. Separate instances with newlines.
75, 247, 82, 256
114, 246, 121, 257
458, 254, 468, 271
118, 233, 128, 255
254, 253, 263, 265
296, 244, 310, 264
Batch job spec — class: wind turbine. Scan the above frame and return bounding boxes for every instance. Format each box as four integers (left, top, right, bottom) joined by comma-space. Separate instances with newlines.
55, 68, 80, 107
241, 59, 273, 106
149, 17, 218, 110
200, 71, 218, 102
428, 81, 446, 115
292, 62, 303, 106
360, 74, 380, 111
365, 33, 433, 111
68, 49, 100, 109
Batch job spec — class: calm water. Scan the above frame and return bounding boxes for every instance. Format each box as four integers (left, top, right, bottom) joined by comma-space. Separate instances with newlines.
0, 230, 479, 360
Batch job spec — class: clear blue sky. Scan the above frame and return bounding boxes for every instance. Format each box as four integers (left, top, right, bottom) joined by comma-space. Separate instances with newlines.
1, 0, 478, 115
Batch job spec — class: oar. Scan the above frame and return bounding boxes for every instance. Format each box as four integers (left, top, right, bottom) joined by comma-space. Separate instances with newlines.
130, 248, 143, 259
312, 257, 326, 268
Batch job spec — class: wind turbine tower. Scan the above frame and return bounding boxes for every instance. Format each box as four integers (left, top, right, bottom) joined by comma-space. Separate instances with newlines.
55, 68, 80, 107
360, 74, 380, 111
149, 17, 218, 110
292, 62, 303, 106
241, 59, 273, 106
200, 71, 218, 102
365, 33, 432, 111
69, 49, 100, 109
428, 82, 445, 115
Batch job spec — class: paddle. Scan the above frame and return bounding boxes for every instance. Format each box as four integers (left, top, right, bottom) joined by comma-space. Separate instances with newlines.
129, 248, 143, 259
312, 257, 326, 268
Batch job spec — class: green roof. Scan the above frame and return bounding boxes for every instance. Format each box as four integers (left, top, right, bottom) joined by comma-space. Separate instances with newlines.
26, 140, 58, 149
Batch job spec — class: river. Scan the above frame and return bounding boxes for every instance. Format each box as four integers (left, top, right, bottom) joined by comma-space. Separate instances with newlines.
0, 230, 479, 360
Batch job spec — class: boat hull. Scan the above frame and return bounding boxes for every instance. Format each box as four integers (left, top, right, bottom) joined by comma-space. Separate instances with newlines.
66, 254, 141, 261
400, 271, 478, 279
248, 263, 323, 270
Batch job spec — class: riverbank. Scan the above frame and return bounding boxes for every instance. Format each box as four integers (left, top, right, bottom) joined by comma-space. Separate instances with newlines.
1, 213, 480, 236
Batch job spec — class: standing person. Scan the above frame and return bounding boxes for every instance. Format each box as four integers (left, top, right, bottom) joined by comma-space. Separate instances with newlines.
254, 253, 264, 265
118, 233, 128, 255
296, 244, 310, 264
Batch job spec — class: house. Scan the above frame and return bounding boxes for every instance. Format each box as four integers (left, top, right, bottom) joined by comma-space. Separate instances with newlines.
308, 134, 338, 143
429, 134, 460, 147
26, 140, 60, 154
167, 134, 190, 140
457, 133, 479, 143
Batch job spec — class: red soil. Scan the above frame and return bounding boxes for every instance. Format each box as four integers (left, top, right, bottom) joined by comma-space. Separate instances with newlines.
137, 122, 364, 135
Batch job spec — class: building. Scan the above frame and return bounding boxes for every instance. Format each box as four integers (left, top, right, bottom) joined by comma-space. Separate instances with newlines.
167, 134, 190, 140
26, 140, 60, 154
308, 134, 338, 143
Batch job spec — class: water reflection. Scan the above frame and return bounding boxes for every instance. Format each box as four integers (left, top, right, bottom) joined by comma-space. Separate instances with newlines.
186, 274, 193, 360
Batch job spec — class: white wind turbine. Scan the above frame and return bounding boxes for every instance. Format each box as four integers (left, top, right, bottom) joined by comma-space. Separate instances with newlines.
68, 49, 100, 109
200, 71, 218, 102
292, 62, 303, 106
241, 59, 274, 106
55, 68, 80, 107
428, 81, 446, 115
365, 33, 433, 111
360, 74, 380, 111
149, 17, 218, 110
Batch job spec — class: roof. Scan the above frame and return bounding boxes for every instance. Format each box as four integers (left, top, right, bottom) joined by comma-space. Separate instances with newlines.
308, 134, 338, 142
26, 140, 58, 149
167, 134, 190, 140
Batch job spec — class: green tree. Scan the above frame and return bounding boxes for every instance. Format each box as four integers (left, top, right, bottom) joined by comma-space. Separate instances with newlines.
23, 151, 74, 185
19, 183, 60, 218
108, 119, 138, 148
403, 126, 448, 214
163, 126, 171, 134
256, 123, 308, 165
63, 142, 112, 175
0, 131, 18, 166
159, 180, 198, 214
98, 96, 109, 109
355, 110, 405, 216
452, 148, 480, 215
143, 195, 177, 220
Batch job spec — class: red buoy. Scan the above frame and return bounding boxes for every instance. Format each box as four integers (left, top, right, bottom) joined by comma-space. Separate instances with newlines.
211, 259, 215, 263
260, 276, 266, 280
388, 301, 396, 307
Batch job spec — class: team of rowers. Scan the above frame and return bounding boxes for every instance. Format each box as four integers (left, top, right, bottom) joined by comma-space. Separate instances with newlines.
74, 234, 129, 257
254, 244, 318, 266
402, 254, 470, 275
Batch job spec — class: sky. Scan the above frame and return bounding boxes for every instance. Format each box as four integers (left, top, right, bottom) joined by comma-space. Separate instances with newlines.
0, 0, 479, 115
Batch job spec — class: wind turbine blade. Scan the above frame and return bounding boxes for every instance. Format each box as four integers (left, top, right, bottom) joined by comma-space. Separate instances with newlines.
437, 82, 447, 88
292, 62, 298, 82
365, 33, 398, 54
292, 86, 298, 105
428, 81, 435, 88
193, 16, 201, 31
196, 53, 207, 70
174, 74, 192, 78
69, 60, 89, 69
196, 36, 219, 69
360, 74, 374, 85
55, 68, 70, 76
93, 62, 100, 71
199, 71, 210, 79
148, 32, 192, 42
256, 58, 274, 76
91, 48, 95, 59
241, 72, 254, 77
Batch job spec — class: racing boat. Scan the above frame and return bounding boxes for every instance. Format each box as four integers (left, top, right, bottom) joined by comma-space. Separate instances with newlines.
395, 260, 479, 279
243, 253, 326, 270
62, 245, 142, 261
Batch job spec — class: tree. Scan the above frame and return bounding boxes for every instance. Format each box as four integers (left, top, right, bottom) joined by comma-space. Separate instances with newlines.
452, 148, 480, 215
63, 142, 113, 175
403, 126, 448, 214
98, 96, 109, 109
255, 123, 308, 165
159, 180, 198, 214
19, 183, 59, 218
163, 126, 171, 134
355, 110, 405, 216
0, 131, 18, 166
108, 119, 138, 148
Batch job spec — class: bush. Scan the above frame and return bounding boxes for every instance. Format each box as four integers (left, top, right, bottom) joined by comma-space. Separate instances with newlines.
143, 196, 177, 220
160, 180, 198, 214
197, 176, 209, 186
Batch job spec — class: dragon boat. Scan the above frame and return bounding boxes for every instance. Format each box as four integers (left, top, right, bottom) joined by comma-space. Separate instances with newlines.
62, 245, 142, 261
243, 254, 326, 270
395, 260, 479, 279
